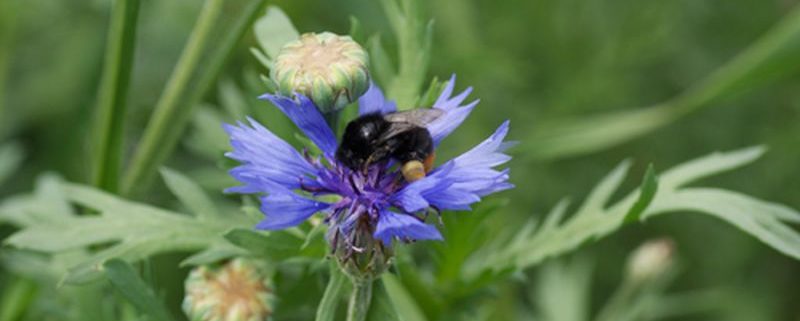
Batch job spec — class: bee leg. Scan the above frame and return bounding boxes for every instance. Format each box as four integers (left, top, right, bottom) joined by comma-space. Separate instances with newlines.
401, 160, 426, 182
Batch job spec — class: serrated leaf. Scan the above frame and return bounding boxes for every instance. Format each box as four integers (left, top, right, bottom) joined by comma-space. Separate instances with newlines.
377, 0, 433, 107
160, 167, 219, 219
224, 228, 322, 262
645, 188, 800, 259
368, 35, 395, 88
348, 16, 365, 43
180, 243, 248, 267
464, 146, 800, 284
4, 179, 247, 284
104, 259, 176, 321
624, 164, 658, 223
253, 6, 299, 61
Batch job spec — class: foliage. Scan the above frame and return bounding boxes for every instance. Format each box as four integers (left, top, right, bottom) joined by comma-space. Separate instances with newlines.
1, 0, 800, 320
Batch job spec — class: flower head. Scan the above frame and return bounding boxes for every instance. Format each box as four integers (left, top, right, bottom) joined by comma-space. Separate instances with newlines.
271, 32, 370, 113
225, 75, 512, 276
183, 259, 273, 321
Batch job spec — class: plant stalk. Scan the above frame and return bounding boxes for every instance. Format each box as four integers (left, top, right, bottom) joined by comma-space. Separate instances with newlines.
122, 0, 268, 196
90, 0, 141, 192
121, 0, 222, 195
346, 277, 373, 321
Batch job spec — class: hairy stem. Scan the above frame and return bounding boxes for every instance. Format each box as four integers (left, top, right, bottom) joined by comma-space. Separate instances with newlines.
346, 278, 373, 321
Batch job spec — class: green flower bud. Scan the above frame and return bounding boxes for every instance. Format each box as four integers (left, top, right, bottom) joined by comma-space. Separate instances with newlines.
626, 238, 675, 283
333, 221, 393, 282
183, 259, 273, 321
271, 32, 370, 113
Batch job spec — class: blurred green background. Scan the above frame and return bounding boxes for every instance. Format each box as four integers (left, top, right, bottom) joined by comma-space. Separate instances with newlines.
1, 0, 799, 320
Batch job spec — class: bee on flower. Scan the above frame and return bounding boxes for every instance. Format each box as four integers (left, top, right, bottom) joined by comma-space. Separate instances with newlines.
225, 32, 513, 279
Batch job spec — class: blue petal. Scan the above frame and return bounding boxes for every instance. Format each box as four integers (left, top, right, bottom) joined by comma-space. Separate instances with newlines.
427, 74, 478, 145
393, 121, 513, 212
374, 209, 442, 245
225, 118, 319, 193
259, 93, 338, 156
359, 82, 397, 115
256, 190, 331, 230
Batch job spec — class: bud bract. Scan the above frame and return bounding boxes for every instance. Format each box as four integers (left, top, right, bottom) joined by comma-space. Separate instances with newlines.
331, 219, 393, 282
626, 238, 675, 282
271, 32, 369, 113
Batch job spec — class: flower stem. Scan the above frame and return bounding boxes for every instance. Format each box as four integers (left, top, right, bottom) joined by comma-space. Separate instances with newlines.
324, 110, 341, 136
90, 0, 140, 192
121, 0, 268, 196
121, 0, 222, 196
346, 278, 373, 321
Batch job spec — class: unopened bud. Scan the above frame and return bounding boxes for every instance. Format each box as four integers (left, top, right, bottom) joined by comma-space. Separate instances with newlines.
331, 219, 393, 282
271, 32, 369, 113
183, 259, 273, 321
626, 238, 675, 282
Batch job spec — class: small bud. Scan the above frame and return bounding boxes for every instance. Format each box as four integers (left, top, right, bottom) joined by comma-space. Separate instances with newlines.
271, 32, 370, 113
183, 259, 273, 321
626, 238, 675, 282
331, 219, 393, 282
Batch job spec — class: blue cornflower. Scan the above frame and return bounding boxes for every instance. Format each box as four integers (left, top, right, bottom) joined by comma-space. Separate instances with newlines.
225, 75, 513, 256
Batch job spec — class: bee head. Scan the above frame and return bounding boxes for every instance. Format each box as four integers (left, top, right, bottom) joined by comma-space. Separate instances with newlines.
336, 114, 388, 170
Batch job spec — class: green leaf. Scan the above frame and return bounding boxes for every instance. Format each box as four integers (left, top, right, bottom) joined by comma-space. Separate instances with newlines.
624, 164, 658, 223
533, 258, 593, 321
315, 263, 347, 321
0, 278, 37, 321
368, 35, 396, 89
348, 16, 365, 44
464, 146, 800, 284
180, 243, 247, 267
253, 6, 299, 61
185, 105, 230, 160
519, 5, 800, 161
4, 179, 247, 284
382, 273, 429, 321
646, 188, 800, 258
378, 0, 434, 107
224, 228, 323, 262
159, 167, 219, 219
103, 259, 175, 321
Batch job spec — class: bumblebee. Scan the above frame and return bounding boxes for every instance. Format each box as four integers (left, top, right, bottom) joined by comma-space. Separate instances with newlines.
336, 109, 444, 182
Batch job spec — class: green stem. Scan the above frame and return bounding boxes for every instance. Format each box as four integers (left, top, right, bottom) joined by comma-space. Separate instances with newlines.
122, 0, 268, 196
595, 279, 638, 321
324, 110, 341, 136
0, 278, 37, 321
346, 278, 373, 321
121, 0, 222, 195
90, 0, 140, 192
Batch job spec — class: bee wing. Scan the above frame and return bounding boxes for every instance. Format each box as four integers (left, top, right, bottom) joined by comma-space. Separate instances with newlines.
382, 108, 444, 127
377, 108, 444, 143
